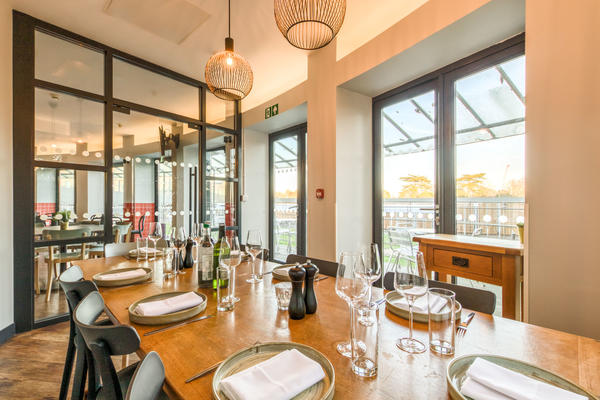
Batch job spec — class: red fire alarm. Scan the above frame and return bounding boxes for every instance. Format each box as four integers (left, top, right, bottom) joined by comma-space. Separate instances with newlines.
316, 188, 325, 199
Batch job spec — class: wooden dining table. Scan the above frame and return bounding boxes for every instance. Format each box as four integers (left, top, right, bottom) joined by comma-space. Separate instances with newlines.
79, 256, 600, 400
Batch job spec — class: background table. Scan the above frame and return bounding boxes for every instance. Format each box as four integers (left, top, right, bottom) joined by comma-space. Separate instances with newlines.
79, 257, 599, 400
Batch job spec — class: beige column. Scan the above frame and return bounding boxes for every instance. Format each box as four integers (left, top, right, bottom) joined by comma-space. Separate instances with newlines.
306, 40, 337, 261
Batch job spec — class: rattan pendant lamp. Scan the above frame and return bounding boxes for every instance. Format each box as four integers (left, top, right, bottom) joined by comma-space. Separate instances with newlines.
205, 0, 253, 101
274, 0, 346, 50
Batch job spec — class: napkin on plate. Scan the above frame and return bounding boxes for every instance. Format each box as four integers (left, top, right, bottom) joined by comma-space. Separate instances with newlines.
219, 349, 326, 400
133, 247, 160, 254
396, 292, 446, 313
461, 357, 587, 400
96, 268, 147, 281
134, 292, 203, 316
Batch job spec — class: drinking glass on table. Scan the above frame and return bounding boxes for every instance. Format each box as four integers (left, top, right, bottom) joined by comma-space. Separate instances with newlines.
147, 222, 162, 260
428, 288, 456, 355
245, 230, 263, 283
216, 266, 234, 311
219, 236, 242, 303
394, 251, 428, 354
170, 227, 186, 276
163, 247, 175, 279
356, 243, 382, 326
335, 252, 369, 357
135, 237, 148, 262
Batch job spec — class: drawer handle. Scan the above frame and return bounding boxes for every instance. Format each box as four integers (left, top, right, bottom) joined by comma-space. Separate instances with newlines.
452, 256, 469, 268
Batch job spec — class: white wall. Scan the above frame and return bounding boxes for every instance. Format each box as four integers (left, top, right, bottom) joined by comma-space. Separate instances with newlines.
0, 1, 13, 332
241, 128, 268, 244
335, 87, 372, 253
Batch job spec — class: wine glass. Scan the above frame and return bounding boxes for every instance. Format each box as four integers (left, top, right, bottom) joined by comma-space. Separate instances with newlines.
335, 252, 369, 357
147, 222, 162, 260
171, 227, 187, 275
356, 243, 382, 326
228, 236, 242, 302
245, 230, 263, 283
394, 251, 428, 354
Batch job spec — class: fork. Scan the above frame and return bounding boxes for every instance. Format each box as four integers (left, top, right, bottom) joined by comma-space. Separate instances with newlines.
457, 312, 475, 336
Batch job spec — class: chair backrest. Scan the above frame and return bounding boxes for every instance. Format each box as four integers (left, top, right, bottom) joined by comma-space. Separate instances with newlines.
285, 254, 339, 277
382, 272, 496, 314
125, 352, 165, 400
43, 228, 89, 240
105, 242, 137, 257
74, 292, 141, 400
58, 265, 99, 313
472, 227, 483, 237
387, 228, 414, 257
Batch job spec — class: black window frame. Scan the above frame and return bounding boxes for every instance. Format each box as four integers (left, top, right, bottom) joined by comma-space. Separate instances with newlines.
372, 33, 525, 254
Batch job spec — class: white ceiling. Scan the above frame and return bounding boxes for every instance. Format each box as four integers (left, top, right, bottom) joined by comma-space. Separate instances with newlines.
10, 0, 429, 112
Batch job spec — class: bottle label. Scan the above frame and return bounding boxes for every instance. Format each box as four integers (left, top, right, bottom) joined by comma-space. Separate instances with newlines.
200, 254, 213, 280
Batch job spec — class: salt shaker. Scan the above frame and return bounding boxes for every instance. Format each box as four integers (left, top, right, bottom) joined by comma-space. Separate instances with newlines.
288, 263, 306, 320
303, 260, 318, 314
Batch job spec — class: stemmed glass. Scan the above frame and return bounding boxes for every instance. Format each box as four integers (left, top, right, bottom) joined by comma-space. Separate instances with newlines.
335, 252, 369, 357
219, 236, 242, 303
245, 230, 263, 283
357, 243, 382, 326
394, 251, 428, 354
147, 222, 162, 260
171, 227, 187, 275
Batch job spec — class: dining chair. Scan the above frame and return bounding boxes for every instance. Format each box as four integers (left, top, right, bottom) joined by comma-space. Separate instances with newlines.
129, 214, 146, 240
88, 227, 122, 259
105, 242, 137, 258
57, 265, 106, 400
285, 254, 339, 277
73, 292, 168, 400
43, 228, 89, 302
382, 272, 496, 314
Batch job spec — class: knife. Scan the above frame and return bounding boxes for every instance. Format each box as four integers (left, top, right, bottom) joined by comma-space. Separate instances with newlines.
185, 360, 223, 383
143, 315, 214, 336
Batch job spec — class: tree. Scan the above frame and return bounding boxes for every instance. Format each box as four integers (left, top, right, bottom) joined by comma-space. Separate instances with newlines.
456, 173, 495, 198
398, 175, 433, 198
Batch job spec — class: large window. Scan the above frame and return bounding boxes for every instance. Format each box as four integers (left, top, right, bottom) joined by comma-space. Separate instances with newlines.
374, 35, 525, 263
13, 12, 241, 331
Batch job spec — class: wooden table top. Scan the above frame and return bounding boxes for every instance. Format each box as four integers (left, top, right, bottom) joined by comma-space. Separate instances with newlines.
413, 234, 525, 256
79, 257, 598, 399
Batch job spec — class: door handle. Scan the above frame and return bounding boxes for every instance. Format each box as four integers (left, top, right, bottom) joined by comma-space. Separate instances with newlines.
452, 256, 469, 268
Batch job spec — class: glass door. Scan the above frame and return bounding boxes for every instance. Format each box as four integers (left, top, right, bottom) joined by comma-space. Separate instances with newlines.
376, 83, 438, 265
269, 124, 306, 263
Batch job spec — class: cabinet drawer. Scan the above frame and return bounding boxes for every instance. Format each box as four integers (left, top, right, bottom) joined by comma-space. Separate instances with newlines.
432, 249, 493, 277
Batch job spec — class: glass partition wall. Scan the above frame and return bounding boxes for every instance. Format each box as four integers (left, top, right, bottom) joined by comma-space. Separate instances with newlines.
13, 12, 241, 332
373, 35, 524, 314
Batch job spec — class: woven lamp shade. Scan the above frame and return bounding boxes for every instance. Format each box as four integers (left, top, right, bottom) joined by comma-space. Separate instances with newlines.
205, 46, 253, 101
274, 0, 346, 50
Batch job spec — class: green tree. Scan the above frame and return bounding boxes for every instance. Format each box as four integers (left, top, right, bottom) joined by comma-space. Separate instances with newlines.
398, 175, 433, 198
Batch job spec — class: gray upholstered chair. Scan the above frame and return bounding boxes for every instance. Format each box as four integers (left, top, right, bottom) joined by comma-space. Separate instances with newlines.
285, 254, 338, 277
105, 242, 137, 258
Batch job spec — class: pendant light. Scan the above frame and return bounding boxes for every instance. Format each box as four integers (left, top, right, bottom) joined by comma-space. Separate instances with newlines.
205, 0, 253, 101
274, 0, 346, 50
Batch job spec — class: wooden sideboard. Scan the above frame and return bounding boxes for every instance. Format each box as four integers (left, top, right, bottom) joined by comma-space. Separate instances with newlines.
413, 234, 524, 320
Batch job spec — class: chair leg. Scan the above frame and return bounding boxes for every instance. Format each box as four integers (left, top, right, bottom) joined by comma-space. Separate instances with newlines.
45, 261, 54, 302
34, 258, 40, 295
59, 321, 77, 400
121, 354, 129, 368
70, 333, 88, 400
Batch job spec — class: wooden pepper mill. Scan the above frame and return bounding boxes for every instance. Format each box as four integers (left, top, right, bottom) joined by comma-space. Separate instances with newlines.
303, 260, 318, 314
288, 263, 306, 320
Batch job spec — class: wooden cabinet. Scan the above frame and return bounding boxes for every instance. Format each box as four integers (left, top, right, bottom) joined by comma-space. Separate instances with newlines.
413, 234, 524, 320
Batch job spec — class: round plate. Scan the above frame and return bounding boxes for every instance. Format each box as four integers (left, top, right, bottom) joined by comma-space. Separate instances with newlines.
92, 267, 152, 287
447, 354, 599, 400
272, 264, 320, 282
128, 248, 165, 259
128, 291, 207, 326
385, 291, 462, 323
213, 342, 334, 400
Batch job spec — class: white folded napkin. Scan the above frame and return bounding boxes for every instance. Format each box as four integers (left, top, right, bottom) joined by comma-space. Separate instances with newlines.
219, 349, 326, 400
462, 357, 587, 400
133, 247, 159, 254
396, 292, 446, 313
134, 292, 204, 316
96, 268, 147, 281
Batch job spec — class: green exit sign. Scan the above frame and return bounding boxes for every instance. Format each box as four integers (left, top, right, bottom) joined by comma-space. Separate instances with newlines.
265, 103, 279, 119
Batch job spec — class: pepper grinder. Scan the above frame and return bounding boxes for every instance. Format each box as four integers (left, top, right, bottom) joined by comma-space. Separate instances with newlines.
288, 263, 306, 320
303, 260, 318, 314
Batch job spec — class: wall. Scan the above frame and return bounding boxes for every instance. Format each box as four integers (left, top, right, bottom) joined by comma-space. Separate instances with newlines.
335, 87, 372, 253
0, 1, 13, 333
240, 128, 268, 242
525, 0, 600, 339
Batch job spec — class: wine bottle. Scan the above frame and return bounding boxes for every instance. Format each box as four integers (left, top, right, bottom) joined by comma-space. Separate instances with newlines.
212, 223, 229, 289
197, 223, 213, 288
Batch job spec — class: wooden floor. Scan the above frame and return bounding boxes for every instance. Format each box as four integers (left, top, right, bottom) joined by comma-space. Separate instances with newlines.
0, 322, 137, 399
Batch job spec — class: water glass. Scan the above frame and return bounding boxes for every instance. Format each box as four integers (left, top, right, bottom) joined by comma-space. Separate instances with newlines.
136, 237, 148, 262
351, 302, 379, 377
163, 247, 175, 278
428, 288, 456, 355
274, 282, 292, 311
216, 267, 234, 311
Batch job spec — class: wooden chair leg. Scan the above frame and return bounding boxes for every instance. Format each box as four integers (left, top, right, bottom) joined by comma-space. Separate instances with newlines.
34, 258, 40, 295
45, 260, 54, 302
121, 354, 129, 368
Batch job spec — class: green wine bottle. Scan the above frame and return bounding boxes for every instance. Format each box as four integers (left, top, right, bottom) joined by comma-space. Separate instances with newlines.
212, 223, 229, 289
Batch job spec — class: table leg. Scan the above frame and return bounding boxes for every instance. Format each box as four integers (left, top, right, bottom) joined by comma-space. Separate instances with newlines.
501, 255, 518, 320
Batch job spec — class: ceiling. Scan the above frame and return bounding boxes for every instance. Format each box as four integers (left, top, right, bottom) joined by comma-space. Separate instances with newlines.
11, 0, 429, 112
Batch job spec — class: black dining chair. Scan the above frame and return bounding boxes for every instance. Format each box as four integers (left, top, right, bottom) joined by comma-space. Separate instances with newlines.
58, 265, 108, 400
285, 254, 339, 277
130, 214, 146, 240
73, 291, 168, 400
382, 272, 497, 314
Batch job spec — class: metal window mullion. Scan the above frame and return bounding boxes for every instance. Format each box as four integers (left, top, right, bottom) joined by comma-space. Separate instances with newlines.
104, 49, 114, 243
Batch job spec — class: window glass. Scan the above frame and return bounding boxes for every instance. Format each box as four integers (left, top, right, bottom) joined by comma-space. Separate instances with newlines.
206, 92, 235, 129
